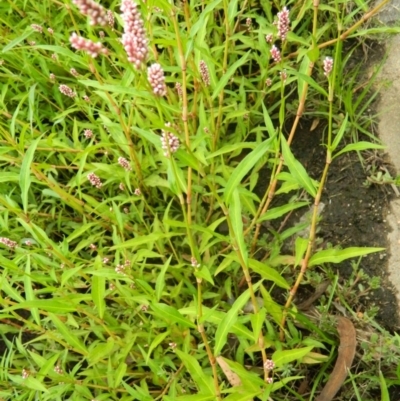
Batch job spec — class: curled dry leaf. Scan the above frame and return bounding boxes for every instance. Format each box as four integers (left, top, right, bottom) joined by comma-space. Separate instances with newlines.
315, 316, 357, 401
216, 356, 242, 387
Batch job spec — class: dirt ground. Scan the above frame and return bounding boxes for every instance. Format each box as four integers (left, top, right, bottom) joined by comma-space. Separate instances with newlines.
289, 118, 399, 330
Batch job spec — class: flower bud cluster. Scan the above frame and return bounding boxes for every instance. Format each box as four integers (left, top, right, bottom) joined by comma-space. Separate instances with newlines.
59, 84, 76, 98
147, 63, 167, 96
72, 0, 108, 26
70, 33, 107, 58
161, 123, 180, 157
87, 172, 102, 188
120, 0, 148, 68
276, 7, 290, 41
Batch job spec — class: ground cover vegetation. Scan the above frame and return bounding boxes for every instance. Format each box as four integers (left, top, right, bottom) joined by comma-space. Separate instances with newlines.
0, 0, 400, 399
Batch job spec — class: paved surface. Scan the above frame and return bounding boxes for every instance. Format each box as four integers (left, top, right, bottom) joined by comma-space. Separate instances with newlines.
374, 0, 400, 312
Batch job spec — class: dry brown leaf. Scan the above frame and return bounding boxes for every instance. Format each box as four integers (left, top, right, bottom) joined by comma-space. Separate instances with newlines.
315, 317, 357, 401
216, 356, 242, 387
310, 118, 320, 132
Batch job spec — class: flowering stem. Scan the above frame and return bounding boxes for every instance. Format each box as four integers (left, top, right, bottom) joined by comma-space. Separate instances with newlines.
213, 0, 230, 150
249, 2, 320, 252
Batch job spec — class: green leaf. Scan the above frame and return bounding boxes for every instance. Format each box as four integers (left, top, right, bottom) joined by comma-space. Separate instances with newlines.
2, 300, 77, 314
24, 376, 49, 393
168, 395, 215, 401
111, 232, 182, 250
206, 143, 256, 159
229, 189, 248, 265
331, 113, 349, 151
24, 255, 40, 326
2, 29, 32, 52
212, 52, 250, 100
88, 338, 115, 365
295, 237, 309, 267
156, 256, 172, 301
92, 271, 106, 319
333, 141, 386, 160
309, 247, 385, 266
291, 70, 327, 97
281, 136, 317, 197
214, 289, 250, 356
114, 362, 127, 388
224, 138, 273, 203
49, 314, 88, 355
223, 390, 262, 401
248, 259, 290, 289
379, 371, 390, 401
272, 347, 313, 367
261, 102, 276, 138
146, 331, 170, 364
152, 303, 196, 328
176, 350, 214, 395
257, 201, 309, 223
20, 136, 42, 212
251, 308, 266, 343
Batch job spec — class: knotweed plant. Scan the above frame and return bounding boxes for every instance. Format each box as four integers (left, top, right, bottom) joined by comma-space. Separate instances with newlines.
0, 0, 396, 400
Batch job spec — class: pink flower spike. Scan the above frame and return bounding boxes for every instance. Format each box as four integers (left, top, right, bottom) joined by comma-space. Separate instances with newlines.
72, 0, 107, 26
70, 33, 107, 58
270, 45, 281, 62
199, 60, 210, 86
276, 7, 290, 41
31, 24, 43, 33
148, 63, 167, 96
59, 84, 76, 98
0, 237, 17, 249
87, 172, 102, 188
323, 56, 333, 76
160, 123, 180, 157
118, 156, 132, 171
120, 0, 148, 68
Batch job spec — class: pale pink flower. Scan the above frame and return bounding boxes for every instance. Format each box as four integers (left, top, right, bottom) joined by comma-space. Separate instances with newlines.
49, 73, 56, 82
323, 56, 333, 76
147, 63, 167, 96
54, 365, 63, 374
72, 0, 107, 26
265, 33, 273, 43
121, 0, 148, 68
87, 172, 102, 188
118, 156, 132, 171
84, 129, 93, 138
265, 78, 272, 86
264, 359, 275, 371
175, 82, 183, 98
70, 68, 79, 77
270, 45, 281, 62
267, 377, 273, 384
134, 188, 141, 196
280, 70, 287, 81
59, 84, 76, 98
103, 257, 109, 264
161, 123, 180, 157
69, 33, 107, 58
99, 31, 105, 39
115, 264, 126, 275
83, 95, 91, 102
119, 182, 125, 191
276, 7, 290, 41
191, 257, 200, 268
89, 243, 97, 250
107, 10, 114, 27
0, 237, 17, 249
199, 60, 210, 86
246, 17, 251, 27
22, 369, 29, 379
31, 24, 43, 33
47, 27, 54, 35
